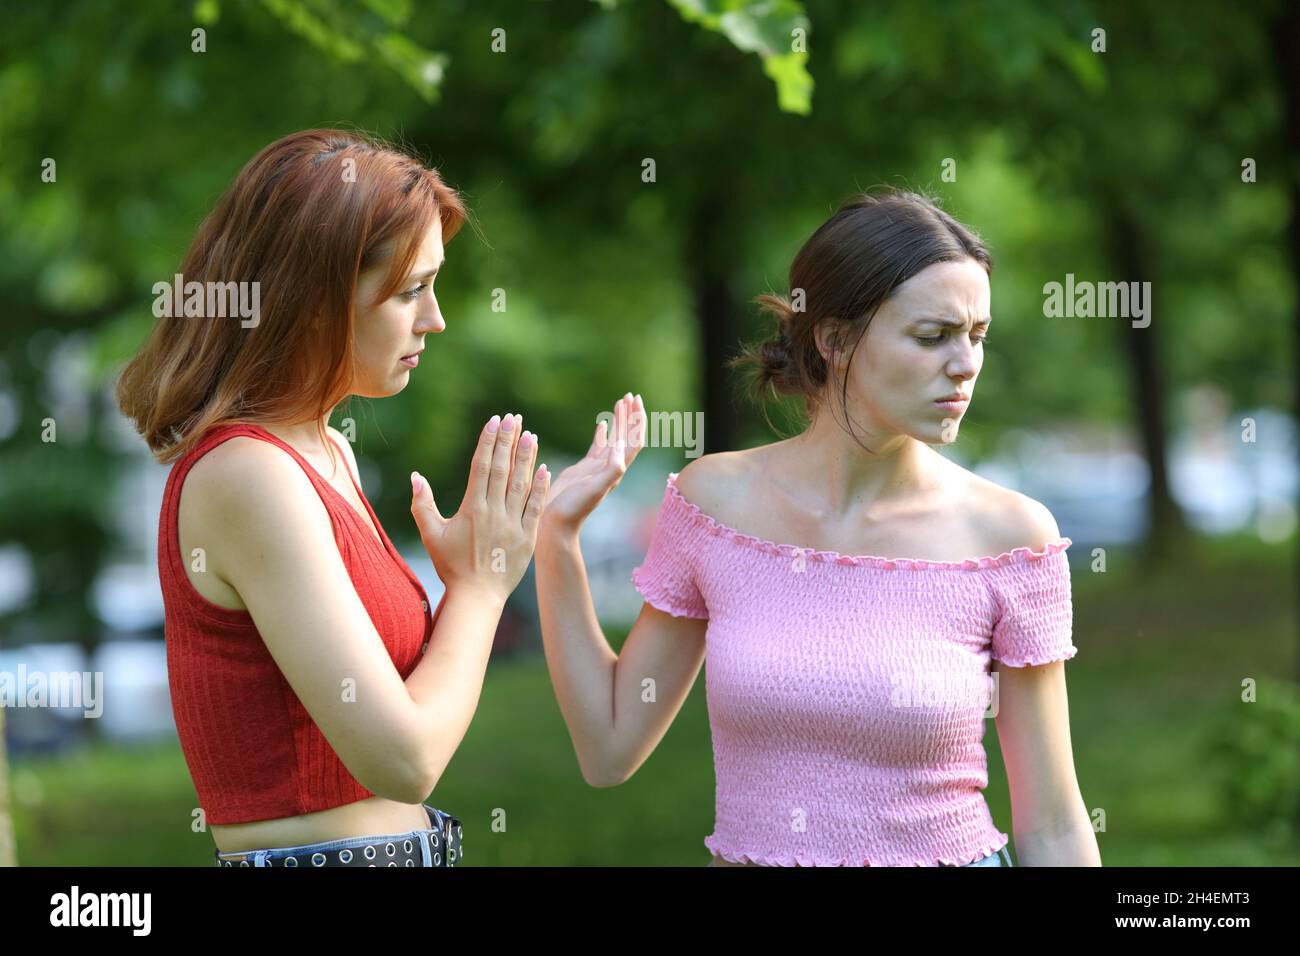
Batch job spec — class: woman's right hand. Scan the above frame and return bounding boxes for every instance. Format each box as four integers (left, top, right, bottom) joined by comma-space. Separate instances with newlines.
409, 413, 550, 605
540, 392, 645, 538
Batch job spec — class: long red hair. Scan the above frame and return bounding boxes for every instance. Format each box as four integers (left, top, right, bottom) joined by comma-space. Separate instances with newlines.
116, 128, 469, 464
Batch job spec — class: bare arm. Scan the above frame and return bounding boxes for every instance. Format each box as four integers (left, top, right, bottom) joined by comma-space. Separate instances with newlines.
995, 660, 1101, 865
196, 441, 450, 804
533, 393, 707, 787
323, 425, 516, 797
535, 527, 706, 787
991, 496, 1100, 865
199, 415, 545, 804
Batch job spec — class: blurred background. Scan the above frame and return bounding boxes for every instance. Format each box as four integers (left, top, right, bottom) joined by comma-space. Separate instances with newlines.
0, 0, 1296, 866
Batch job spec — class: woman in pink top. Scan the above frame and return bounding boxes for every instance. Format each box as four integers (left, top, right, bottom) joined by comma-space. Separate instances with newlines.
534, 189, 1101, 867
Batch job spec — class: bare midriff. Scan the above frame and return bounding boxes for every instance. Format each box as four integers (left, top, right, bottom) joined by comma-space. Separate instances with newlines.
211, 795, 432, 853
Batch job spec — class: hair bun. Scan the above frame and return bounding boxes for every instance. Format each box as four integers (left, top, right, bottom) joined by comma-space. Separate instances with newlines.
754, 291, 795, 324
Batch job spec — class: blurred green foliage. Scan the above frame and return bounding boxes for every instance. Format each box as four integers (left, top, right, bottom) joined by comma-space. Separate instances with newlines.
1206, 680, 1300, 839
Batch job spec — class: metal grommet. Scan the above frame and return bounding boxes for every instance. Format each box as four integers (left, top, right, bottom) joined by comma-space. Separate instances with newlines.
430, 834, 440, 848
285, 856, 298, 867
405, 859, 415, 867
433, 852, 441, 865
387, 861, 398, 867
311, 852, 326, 867
339, 849, 352, 864
224, 860, 233, 867
364, 845, 376, 860
448, 849, 456, 864
385, 842, 396, 857
404, 839, 413, 853
239, 860, 249, 867
455, 825, 462, 839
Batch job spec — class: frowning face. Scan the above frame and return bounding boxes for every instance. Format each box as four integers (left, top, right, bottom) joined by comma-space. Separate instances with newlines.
828, 257, 990, 445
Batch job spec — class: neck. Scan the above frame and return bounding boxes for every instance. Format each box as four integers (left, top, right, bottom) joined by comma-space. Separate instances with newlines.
783, 407, 938, 519
258, 408, 337, 458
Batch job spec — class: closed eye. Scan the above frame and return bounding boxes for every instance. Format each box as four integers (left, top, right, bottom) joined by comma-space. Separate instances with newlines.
400, 283, 429, 301
915, 332, 989, 346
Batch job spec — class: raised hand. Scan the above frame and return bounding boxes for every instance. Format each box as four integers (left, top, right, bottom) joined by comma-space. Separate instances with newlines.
409, 413, 550, 603
541, 392, 645, 535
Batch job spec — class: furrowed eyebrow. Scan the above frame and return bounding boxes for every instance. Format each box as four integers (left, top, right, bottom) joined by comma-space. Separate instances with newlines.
912, 316, 991, 329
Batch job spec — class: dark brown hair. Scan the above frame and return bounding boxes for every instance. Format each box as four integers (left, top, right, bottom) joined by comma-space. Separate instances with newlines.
730, 187, 991, 437
116, 128, 470, 464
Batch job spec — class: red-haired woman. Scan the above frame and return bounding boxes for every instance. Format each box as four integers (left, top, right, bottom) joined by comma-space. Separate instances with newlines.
117, 129, 549, 867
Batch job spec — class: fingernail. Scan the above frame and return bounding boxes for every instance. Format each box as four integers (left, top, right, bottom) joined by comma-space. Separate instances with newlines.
503, 414, 515, 431
537, 463, 548, 477
411, 472, 424, 495
520, 430, 533, 446
487, 415, 500, 432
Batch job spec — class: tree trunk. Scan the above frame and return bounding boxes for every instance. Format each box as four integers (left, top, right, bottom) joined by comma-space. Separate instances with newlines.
687, 196, 741, 455
1103, 198, 1191, 568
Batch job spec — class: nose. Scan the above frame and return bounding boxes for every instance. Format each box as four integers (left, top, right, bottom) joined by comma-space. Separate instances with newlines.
417, 293, 445, 334
945, 338, 978, 380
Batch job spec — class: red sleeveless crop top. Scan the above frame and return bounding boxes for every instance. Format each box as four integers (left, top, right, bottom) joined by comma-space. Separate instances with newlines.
158, 422, 433, 825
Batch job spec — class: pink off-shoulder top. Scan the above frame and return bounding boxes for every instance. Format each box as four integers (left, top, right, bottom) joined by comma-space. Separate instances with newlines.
631, 471, 1077, 866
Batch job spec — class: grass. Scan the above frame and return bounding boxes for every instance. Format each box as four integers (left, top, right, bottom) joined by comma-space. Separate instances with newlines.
9, 532, 1296, 866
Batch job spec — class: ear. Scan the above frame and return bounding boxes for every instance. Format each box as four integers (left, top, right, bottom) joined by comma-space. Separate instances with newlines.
814, 321, 846, 366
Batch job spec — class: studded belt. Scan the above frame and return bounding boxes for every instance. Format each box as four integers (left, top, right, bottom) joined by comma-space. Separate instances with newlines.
215, 804, 463, 867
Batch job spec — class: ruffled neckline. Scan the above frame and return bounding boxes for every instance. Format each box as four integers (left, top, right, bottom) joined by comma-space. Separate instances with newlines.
665, 471, 1071, 571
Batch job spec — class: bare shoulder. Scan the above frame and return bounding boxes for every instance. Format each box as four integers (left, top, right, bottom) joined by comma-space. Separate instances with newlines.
946, 458, 1063, 555
184, 436, 331, 545
188, 434, 310, 496
673, 445, 777, 528
672, 450, 753, 516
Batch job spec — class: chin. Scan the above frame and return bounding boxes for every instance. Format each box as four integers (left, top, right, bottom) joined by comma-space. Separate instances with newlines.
355, 378, 406, 399
907, 419, 955, 445
930, 424, 961, 445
